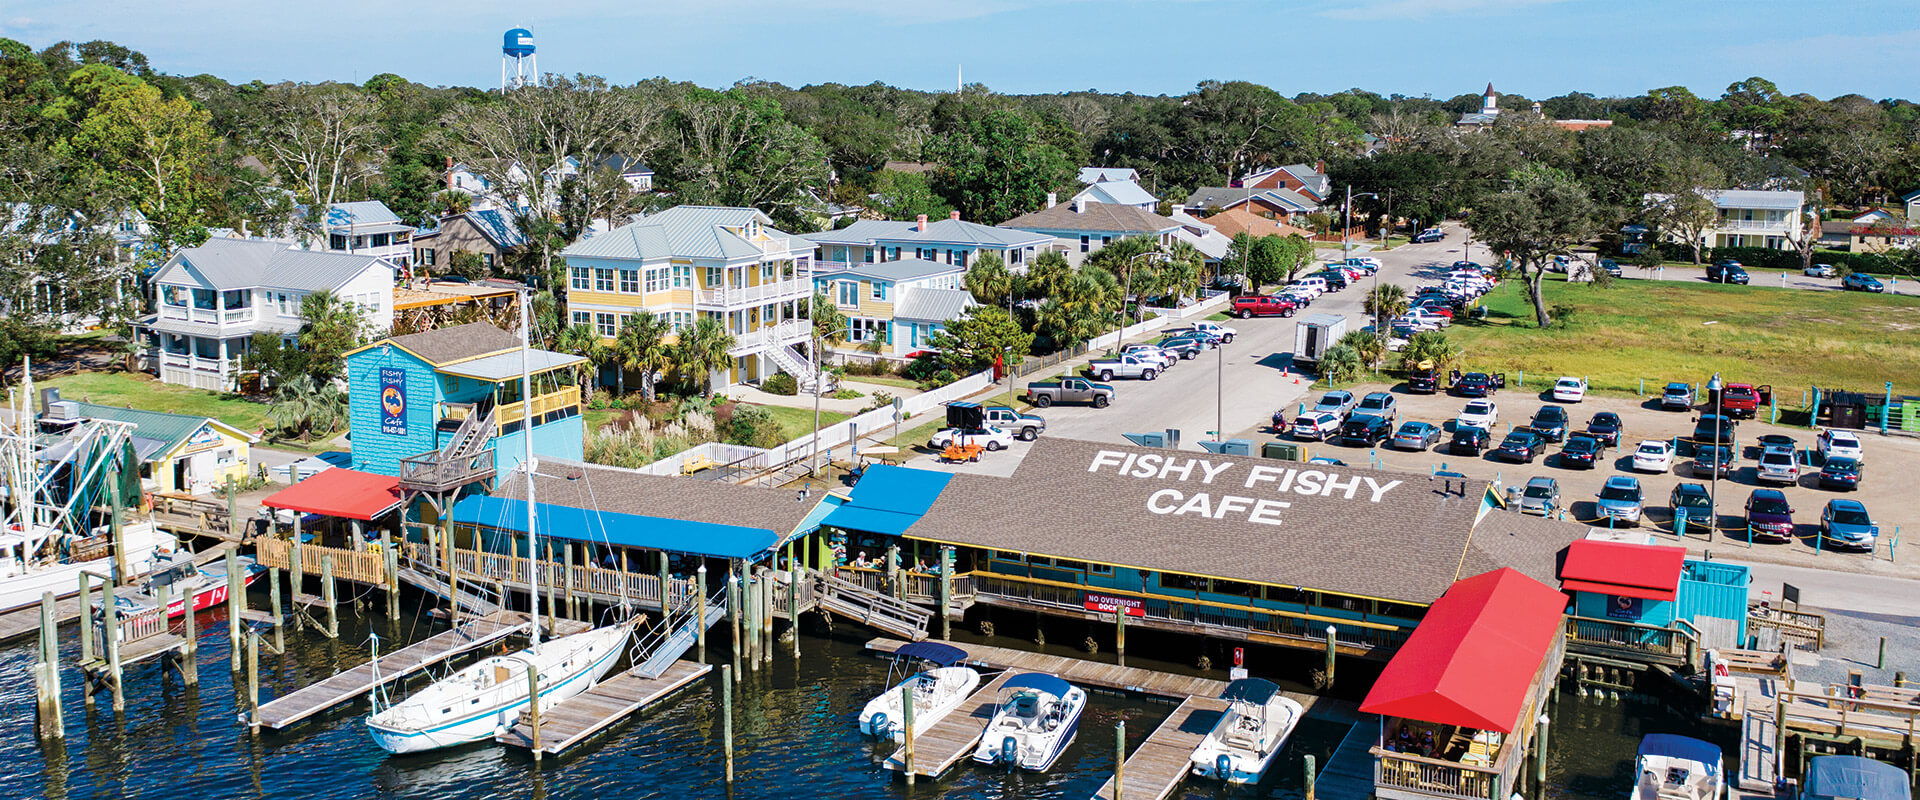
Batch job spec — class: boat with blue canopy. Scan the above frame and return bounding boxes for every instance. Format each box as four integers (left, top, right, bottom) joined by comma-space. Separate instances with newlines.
1803, 756, 1910, 800
1631, 734, 1724, 800
858, 642, 980, 742
971, 672, 1086, 772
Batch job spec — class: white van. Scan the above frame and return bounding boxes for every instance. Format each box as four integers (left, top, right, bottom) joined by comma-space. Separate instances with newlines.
1290, 276, 1329, 297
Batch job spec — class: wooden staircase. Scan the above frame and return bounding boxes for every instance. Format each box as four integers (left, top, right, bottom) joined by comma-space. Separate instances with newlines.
816, 575, 932, 641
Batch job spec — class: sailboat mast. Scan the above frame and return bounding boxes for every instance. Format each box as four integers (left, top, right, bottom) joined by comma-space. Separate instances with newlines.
520, 289, 542, 649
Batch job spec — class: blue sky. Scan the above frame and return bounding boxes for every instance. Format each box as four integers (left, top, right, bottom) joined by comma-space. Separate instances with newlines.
6, 0, 1917, 101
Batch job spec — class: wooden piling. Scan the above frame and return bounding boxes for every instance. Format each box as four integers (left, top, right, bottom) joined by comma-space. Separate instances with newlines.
382, 527, 398, 619
527, 663, 544, 763
441, 514, 458, 626
289, 543, 304, 632
563, 542, 576, 621
1304, 753, 1317, 800
658, 556, 671, 619
109, 467, 128, 583
903, 682, 916, 784
37, 592, 63, 739
937, 546, 952, 641
268, 567, 284, 652
104, 574, 123, 712
544, 542, 558, 624
720, 663, 735, 784
1534, 713, 1550, 789
158, 582, 174, 679
760, 570, 774, 664
695, 564, 708, 663
322, 555, 339, 639
728, 567, 742, 674
226, 549, 243, 671
182, 582, 199, 687
787, 555, 799, 659
1324, 625, 1337, 687
1115, 719, 1127, 800
886, 545, 901, 600
247, 630, 260, 732
78, 573, 95, 669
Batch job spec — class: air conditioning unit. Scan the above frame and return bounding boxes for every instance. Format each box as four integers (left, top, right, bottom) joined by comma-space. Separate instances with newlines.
46, 400, 79, 420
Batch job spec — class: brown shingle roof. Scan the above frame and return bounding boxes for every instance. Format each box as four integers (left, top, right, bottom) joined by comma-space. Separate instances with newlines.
1203, 208, 1315, 239
386, 322, 520, 365
496, 460, 822, 537
999, 202, 1183, 235
897, 438, 1575, 604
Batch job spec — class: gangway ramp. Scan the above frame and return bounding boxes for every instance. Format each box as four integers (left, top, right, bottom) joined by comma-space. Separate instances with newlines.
1092, 694, 1230, 800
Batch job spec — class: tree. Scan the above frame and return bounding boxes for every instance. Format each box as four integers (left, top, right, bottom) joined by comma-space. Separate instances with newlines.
1317, 344, 1364, 384
1023, 251, 1073, 300
1470, 165, 1599, 327
243, 331, 305, 390
1336, 329, 1386, 370
265, 374, 347, 442
58, 65, 215, 247
927, 100, 1074, 224
963, 251, 1014, 306
295, 290, 370, 382
1033, 264, 1119, 350
1399, 330, 1462, 376
1363, 283, 1409, 335
610, 311, 674, 401
653, 87, 830, 229
554, 323, 606, 388
808, 292, 847, 346
1266, 234, 1315, 284
927, 305, 1032, 373
1645, 154, 1728, 264
447, 250, 489, 281
671, 316, 736, 396
255, 83, 383, 214
867, 170, 953, 220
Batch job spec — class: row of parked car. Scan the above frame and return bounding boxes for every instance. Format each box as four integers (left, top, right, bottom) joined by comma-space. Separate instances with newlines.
1712, 258, 1890, 292
1228, 257, 1385, 319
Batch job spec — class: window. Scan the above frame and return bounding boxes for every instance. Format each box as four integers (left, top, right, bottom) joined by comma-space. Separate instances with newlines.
847, 318, 886, 342
836, 281, 859, 307
620, 269, 641, 293
572, 311, 591, 327
595, 313, 617, 337
669, 311, 693, 331
570, 267, 591, 290
643, 268, 668, 293
1009, 248, 1024, 265
423, 249, 436, 266
329, 234, 348, 251
704, 266, 723, 287
1102, 236, 1112, 246
872, 282, 888, 301
862, 248, 876, 264
482, 253, 494, 268
1080, 235, 1091, 253
371, 233, 390, 248
1088, 563, 1113, 576
593, 268, 615, 292
162, 285, 187, 306
760, 264, 775, 283
215, 449, 236, 466
672, 265, 692, 288
887, 247, 900, 261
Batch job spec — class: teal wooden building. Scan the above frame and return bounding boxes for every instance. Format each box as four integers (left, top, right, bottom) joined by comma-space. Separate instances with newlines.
343, 322, 587, 481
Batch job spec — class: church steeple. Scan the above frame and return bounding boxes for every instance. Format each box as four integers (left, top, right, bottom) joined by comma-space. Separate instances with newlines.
1481, 83, 1498, 114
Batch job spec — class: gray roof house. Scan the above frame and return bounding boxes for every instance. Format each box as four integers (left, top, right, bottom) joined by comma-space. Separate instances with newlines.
801, 213, 1051, 270
999, 199, 1184, 264
321, 200, 416, 269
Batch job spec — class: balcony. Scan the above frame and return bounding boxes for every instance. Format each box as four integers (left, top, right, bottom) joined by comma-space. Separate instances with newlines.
1716, 218, 1791, 231
727, 319, 810, 355
158, 305, 255, 326
696, 277, 812, 308
441, 385, 581, 428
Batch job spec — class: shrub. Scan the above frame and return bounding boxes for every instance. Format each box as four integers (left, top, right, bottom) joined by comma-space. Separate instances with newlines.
587, 388, 612, 409
916, 369, 958, 392
1317, 344, 1364, 384
829, 388, 863, 400
861, 391, 896, 413
761, 373, 799, 396
723, 405, 787, 448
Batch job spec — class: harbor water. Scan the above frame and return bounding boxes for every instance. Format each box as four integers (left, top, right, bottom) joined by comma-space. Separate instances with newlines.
0, 592, 1726, 800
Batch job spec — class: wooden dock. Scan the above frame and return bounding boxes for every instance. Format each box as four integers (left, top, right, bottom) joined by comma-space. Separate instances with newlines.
865, 637, 1359, 723
1316, 715, 1382, 800
0, 543, 238, 643
1092, 695, 1230, 800
883, 670, 1015, 778
496, 659, 710, 756
254, 611, 589, 730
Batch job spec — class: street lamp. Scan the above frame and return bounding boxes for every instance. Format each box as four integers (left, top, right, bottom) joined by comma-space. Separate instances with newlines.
1342, 187, 1379, 261
1705, 372, 1723, 538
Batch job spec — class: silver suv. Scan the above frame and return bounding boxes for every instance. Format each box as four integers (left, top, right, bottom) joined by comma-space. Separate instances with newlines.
1757, 449, 1800, 486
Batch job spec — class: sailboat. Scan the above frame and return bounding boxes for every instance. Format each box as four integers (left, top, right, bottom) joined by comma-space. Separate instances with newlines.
1188, 677, 1304, 784
365, 293, 634, 755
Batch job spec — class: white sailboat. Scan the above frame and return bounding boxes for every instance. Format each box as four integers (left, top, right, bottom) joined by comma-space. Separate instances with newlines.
858, 642, 981, 742
970, 672, 1086, 772
365, 291, 634, 755
1189, 677, 1304, 784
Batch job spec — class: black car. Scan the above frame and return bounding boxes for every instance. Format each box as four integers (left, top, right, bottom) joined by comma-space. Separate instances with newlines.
1558, 433, 1605, 469
1454, 372, 1496, 397
1818, 457, 1863, 490
1336, 414, 1392, 447
1406, 369, 1439, 394
1670, 482, 1715, 532
1529, 405, 1570, 442
1598, 258, 1623, 277
1315, 270, 1350, 290
1842, 273, 1885, 293
1495, 429, 1545, 463
1692, 444, 1736, 478
1692, 413, 1737, 446
1447, 426, 1491, 456
1586, 412, 1625, 447
1706, 261, 1750, 285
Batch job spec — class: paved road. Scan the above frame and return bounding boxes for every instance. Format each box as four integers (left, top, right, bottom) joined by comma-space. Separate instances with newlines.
1730, 559, 1920, 620
1603, 261, 1918, 296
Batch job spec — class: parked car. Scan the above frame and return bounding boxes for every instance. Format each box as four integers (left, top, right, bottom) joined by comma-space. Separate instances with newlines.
1230, 295, 1300, 318
1597, 258, 1623, 277
1692, 414, 1737, 446
1518, 476, 1561, 517
1586, 412, 1625, 446
1314, 270, 1350, 291
1456, 399, 1499, 430
1024, 377, 1113, 408
1355, 392, 1398, 423
1632, 440, 1675, 473
1289, 277, 1330, 297
1529, 405, 1571, 442
1820, 499, 1878, 550
1312, 390, 1359, 419
1447, 426, 1491, 456
1842, 273, 1885, 292
1756, 448, 1800, 486
1661, 382, 1695, 411
1119, 344, 1179, 369
1551, 377, 1588, 403
1669, 483, 1714, 530
1692, 445, 1735, 478
1337, 414, 1393, 447
1494, 429, 1545, 463
1153, 337, 1205, 359
1706, 260, 1750, 284
978, 405, 1046, 441
1715, 383, 1763, 419
1454, 372, 1497, 397
1291, 411, 1343, 442
928, 426, 1014, 451
1804, 263, 1836, 278
1817, 457, 1863, 491
1184, 321, 1238, 343
1744, 489, 1795, 542
1086, 354, 1161, 381
1406, 366, 1439, 394
1411, 227, 1445, 243
1756, 434, 1796, 455
1390, 421, 1443, 451
1558, 434, 1605, 469
1816, 429, 1864, 462
1596, 476, 1645, 527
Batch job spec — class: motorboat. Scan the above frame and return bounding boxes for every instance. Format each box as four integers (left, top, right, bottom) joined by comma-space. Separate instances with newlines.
1190, 677, 1304, 784
1802, 755, 1911, 800
0, 521, 177, 615
95, 550, 262, 636
1632, 734, 1726, 800
858, 641, 981, 742
970, 672, 1086, 772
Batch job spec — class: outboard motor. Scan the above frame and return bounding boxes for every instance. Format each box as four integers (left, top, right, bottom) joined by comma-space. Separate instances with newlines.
1216, 753, 1234, 780
867, 712, 888, 737
1000, 735, 1019, 767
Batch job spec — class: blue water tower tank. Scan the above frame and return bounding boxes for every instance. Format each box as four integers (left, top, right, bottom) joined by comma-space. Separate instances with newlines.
503, 28, 536, 57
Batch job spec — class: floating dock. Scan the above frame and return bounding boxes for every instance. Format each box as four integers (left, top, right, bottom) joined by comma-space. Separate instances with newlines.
1091, 694, 1230, 800
496, 659, 710, 757
1316, 715, 1382, 800
255, 611, 589, 730
882, 670, 1015, 778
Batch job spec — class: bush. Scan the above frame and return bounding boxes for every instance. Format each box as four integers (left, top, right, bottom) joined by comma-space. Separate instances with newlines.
587, 388, 612, 409
861, 391, 896, 413
829, 388, 863, 400
761, 373, 799, 396
917, 369, 958, 392
723, 405, 787, 448
1318, 344, 1364, 384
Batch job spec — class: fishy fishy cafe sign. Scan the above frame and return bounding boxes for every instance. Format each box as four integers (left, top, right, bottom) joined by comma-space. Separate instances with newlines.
1086, 449, 1403, 527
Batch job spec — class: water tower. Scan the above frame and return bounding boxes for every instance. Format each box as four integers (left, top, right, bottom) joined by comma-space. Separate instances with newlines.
501, 28, 537, 90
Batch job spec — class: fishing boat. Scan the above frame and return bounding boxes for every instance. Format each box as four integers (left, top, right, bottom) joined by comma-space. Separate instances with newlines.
858, 642, 981, 742
970, 672, 1086, 772
1802, 756, 1911, 800
1631, 734, 1726, 800
95, 550, 262, 629
0, 521, 176, 614
1189, 677, 1304, 784
365, 289, 636, 755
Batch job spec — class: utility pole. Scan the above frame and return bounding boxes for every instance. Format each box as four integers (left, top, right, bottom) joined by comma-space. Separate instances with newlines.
810, 331, 823, 476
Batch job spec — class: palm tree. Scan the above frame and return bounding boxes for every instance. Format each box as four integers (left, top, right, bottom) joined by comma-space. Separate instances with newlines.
1401, 330, 1463, 376
612, 311, 675, 402
672, 316, 736, 397
1363, 283, 1410, 335
808, 292, 847, 348
266, 374, 348, 442
295, 289, 370, 383
554, 323, 606, 389
963, 252, 1014, 306
1024, 251, 1073, 299
1337, 329, 1386, 370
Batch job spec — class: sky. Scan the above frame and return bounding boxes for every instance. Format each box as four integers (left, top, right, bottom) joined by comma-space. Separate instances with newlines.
4, 0, 1918, 102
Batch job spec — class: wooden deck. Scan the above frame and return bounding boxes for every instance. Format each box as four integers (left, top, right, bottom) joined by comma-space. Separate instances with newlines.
496, 660, 710, 756
1092, 695, 1229, 800
0, 544, 238, 643
884, 671, 1015, 778
1729, 672, 1781, 798
1316, 716, 1381, 800
254, 611, 589, 730
865, 637, 1359, 723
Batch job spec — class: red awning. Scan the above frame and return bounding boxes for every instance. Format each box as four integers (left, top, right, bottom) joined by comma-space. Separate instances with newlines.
262, 468, 403, 521
1359, 568, 1567, 733
1559, 540, 1685, 601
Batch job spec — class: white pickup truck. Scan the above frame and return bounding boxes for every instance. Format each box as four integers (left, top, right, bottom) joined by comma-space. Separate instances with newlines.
1166, 320, 1238, 344
1085, 354, 1162, 381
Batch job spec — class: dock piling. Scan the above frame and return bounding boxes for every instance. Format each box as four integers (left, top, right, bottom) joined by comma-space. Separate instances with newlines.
695, 564, 708, 663
289, 543, 304, 632
268, 568, 284, 652
104, 574, 123, 712
903, 682, 916, 784
761, 571, 774, 664
937, 547, 952, 641
720, 664, 735, 784
227, 549, 243, 671
247, 631, 260, 732
788, 564, 799, 659
78, 573, 95, 671
527, 663, 543, 763
1115, 719, 1126, 800
382, 528, 398, 619
658, 557, 671, 621
1534, 713, 1550, 790
728, 567, 741, 674
182, 583, 199, 687
322, 555, 339, 639
563, 542, 576, 621
1115, 609, 1127, 667
1305, 753, 1317, 800
36, 592, 63, 739
1324, 625, 1337, 687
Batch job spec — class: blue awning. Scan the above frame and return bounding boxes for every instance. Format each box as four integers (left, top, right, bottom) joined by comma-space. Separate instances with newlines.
452, 494, 780, 561
820, 465, 954, 535
1221, 677, 1282, 705
1638, 735, 1722, 775
1804, 756, 1910, 800
895, 642, 968, 667
1003, 672, 1073, 698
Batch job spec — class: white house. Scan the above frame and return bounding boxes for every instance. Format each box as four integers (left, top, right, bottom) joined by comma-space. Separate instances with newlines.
1680, 189, 1807, 250
446, 155, 651, 214
320, 201, 415, 269
137, 238, 397, 391
1071, 179, 1158, 211
1078, 167, 1139, 185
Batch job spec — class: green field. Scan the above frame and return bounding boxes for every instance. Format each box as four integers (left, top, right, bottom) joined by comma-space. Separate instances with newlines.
42, 372, 271, 432
1445, 278, 1920, 396
754, 404, 852, 440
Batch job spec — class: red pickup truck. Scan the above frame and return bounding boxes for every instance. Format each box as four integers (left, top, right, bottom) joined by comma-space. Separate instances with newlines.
1711, 382, 1768, 419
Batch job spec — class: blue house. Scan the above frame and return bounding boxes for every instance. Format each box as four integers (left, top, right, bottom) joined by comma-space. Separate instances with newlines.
343, 321, 587, 482
801, 213, 1051, 270
998, 198, 1183, 265
806, 258, 976, 356
1558, 539, 1749, 631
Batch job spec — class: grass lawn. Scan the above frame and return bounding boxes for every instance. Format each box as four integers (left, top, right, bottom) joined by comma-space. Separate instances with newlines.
751, 404, 852, 441
881, 416, 945, 451
1205, 312, 1233, 321
1444, 278, 1920, 396
39, 371, 347, 454
840, 373, 922, 391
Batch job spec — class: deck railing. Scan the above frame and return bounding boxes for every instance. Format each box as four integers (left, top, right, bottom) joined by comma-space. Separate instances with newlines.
443, 386, 580, 427
1372, 748, 1505, 800
255, 538, 391, 586
447, 546, 695, 610
1564, 615, 1695, 665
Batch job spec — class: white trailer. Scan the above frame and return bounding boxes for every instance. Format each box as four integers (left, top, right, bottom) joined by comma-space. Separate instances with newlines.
1292, 313, 1348, 369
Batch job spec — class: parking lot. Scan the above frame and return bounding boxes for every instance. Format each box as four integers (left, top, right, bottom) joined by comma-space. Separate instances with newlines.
1229, 380, 1920, 573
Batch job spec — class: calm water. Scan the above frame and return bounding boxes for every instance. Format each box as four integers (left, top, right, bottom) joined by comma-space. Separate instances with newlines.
0, 591, 1724, 800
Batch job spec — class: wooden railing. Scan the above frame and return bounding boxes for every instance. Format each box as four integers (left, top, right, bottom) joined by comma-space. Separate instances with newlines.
1749, 606, 1826, 650
443, 386, 580, 427
255, 538, 391, 586
117, 605, 171, 644
1372, 748, 1504, 800
1564, 615, 1695, 665
447, 546, 694, 610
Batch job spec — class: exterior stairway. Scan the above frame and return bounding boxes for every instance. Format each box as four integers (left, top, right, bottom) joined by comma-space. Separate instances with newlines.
817, 575, 932, 641
770, 343, 837, 395
631, 589, 728, 678
398, 410, 497, 493
396, 560, 503, 616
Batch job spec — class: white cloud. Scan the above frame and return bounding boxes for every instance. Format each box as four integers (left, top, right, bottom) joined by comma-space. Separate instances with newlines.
1321, 0, 1571, 21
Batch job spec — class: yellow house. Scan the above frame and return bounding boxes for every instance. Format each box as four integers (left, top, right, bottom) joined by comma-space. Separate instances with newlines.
61, 400, 257, 495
